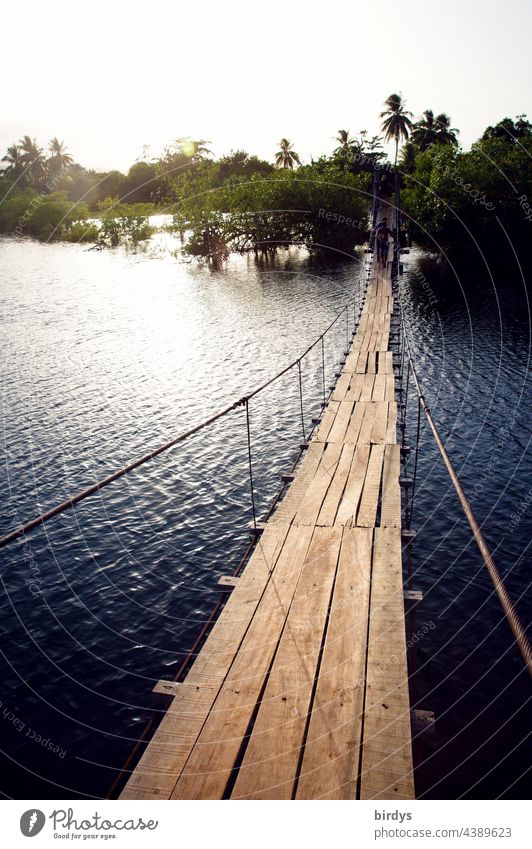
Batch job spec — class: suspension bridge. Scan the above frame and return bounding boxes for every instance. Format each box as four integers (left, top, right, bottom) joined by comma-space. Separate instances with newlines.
1, 176, 530, 801
117, 207, 417, 801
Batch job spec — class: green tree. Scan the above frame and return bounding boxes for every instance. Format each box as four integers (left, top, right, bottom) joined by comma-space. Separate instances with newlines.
1, 144, 24, 179
398, 141, 417, 173
380, 93, 413, 166
275, 138, 301, 169
481, 114, 532, 143
121, 161, 158, 203
175, 137, 212, 160
47, 138, 73, 178
19, 136, 47, 187
334, 129, 355, 155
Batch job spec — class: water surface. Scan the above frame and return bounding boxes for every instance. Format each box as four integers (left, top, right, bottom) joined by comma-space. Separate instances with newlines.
0, 236, 530, 799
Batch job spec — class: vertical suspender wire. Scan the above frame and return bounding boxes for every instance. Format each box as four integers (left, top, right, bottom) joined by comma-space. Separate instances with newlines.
297, 359, 306, 442
245, 398, 257, 531
321, 335, 326, 407
407, 396, 422, 530
401, 358, 411, 452
345, 305, 349, 352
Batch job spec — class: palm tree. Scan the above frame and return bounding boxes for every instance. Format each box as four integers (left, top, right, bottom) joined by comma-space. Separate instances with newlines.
19, 136, 47, 186
433, 113, 459, 146
410, 109, 438, 151
334, 129, 355, 155
47, 138, 73, 177
411, 110, 459, 150
398, 142, 417, 173
380, 93, 414, 166
275, 138, 301, 169
1, 144, 23, 178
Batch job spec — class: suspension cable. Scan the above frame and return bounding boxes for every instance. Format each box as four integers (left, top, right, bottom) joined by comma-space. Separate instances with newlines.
397, 291, 532, 677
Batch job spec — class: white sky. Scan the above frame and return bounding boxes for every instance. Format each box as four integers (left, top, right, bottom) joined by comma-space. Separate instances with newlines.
1, 0, 531, 172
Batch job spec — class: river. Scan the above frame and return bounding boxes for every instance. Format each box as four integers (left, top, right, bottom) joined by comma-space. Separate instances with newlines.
0, 235, 530, 799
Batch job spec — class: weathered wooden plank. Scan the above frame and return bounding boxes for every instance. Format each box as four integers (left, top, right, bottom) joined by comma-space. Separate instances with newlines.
359, 373, 376, 401
231, 526, 343, 799
356, 444, 385, 527
355, 351, 368, 374
316, 443, 356, 525
344, 400, 367, 445
358, 402, 377, 444
372, 373, 387, 402
386, 402, 398, 444
335, 444, 371, 526
359, 527, 414, 800
293, 442, 343, 526
371, 402, 389, 444
296, 527, 373, 799
331, 371, 351, 402
313, 401, 340, 442
328, 401, 355, 444
343, 350, 360, 374
269, 443, 326, 525
380, 444, 401, 528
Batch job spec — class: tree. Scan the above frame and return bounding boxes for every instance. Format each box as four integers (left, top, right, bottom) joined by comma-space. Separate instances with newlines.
380, 93, 413, 166
175, 137, 212, 160
19, 136, 47, 186
398, 141, 417, 173
215, 151, 273, 183
481, 115, 532, 143
275, 138, 301, 169
411, 109, 459, 151
1, 144, 23, 179
334, 129, 355, 155
433, 113, 459, 146
121, 161, 158, 203
47, 138, 73, 178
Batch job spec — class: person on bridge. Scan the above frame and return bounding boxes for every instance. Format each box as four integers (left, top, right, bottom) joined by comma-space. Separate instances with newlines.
374, 217, 394, 266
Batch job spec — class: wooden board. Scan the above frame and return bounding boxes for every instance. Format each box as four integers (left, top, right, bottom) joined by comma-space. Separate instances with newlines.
359, 527, 414, 799
380, 444, 401, 527
357, 444, 385, 527
335, 445, 371, 527
296, 527, 373, 799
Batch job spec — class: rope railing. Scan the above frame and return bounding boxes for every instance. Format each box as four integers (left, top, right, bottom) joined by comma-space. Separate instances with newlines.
396, 286, 532, 678
0, 266, 368, 551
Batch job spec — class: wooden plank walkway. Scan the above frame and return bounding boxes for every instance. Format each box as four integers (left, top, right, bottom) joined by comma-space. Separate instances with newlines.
121, 223, 415, 801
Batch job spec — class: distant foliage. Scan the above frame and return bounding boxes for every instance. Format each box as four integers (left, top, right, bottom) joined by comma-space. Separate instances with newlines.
173, 162, 371, 262
0, 183, 91, 241
401, 135, 532, 256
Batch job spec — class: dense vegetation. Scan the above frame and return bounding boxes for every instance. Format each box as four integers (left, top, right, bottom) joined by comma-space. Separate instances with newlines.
400, 116, 532, 260
1, 105, 532, 263
0, 134, 380, 255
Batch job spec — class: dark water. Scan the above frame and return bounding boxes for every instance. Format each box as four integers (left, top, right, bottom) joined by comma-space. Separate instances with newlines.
0, 236, 530, 799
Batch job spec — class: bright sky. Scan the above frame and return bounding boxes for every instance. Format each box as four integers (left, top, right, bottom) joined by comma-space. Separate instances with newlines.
1, 0, 531, 172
